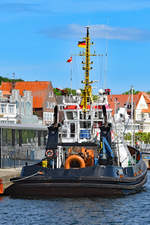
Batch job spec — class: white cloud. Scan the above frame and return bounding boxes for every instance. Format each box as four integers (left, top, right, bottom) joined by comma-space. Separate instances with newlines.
44, 0, 150, 13
0, 2, 40, 13
41, 24, 150, 41
1, 0, 150, 14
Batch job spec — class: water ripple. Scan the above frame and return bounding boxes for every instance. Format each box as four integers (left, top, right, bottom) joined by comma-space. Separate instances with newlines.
0, 172, 150, 225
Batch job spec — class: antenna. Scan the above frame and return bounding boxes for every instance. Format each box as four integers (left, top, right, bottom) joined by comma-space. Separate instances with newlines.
11, 72, 16, 90
104, 18, 109, 89
70, 62, 72, 95
12, 72, 15, 80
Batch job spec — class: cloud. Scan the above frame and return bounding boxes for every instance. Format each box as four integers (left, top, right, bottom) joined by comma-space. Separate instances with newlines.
1, 0, 150, 15
91, 25, 150, 41
0, 2, 40, 13
44, 0, 150, 13
40, 24, 150, 42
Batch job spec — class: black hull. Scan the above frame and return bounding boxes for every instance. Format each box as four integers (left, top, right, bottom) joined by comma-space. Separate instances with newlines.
5, 160, 147, 198
6, 175, 147, 198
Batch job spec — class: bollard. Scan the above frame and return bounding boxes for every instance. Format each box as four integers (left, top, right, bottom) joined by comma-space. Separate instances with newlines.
0, 179, 3, 194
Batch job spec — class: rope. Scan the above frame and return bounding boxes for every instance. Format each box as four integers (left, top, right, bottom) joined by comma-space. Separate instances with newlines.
13, 171, 40, 182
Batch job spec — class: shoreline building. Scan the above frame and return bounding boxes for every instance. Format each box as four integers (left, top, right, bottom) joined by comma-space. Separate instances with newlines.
108, 92, 150, 133
0, 81, 57, 125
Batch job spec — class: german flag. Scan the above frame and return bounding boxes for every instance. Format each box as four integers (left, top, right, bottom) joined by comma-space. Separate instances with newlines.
78, 41, 86, 48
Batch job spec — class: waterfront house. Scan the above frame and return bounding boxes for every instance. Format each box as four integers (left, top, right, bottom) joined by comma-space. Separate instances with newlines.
0, 88, 39, 124
0, 90, 17, 124
107, 92, 150, 133
134, 92, 150, 132
0, 81, 57, 125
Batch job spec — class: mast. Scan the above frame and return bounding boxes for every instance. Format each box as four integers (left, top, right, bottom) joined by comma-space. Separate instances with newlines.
80, 27, 94, 111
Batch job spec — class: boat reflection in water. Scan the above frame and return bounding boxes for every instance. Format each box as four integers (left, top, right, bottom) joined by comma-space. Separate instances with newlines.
5, 27, 147, 198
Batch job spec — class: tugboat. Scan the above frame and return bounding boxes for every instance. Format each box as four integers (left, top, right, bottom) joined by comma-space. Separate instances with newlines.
6, 27, 147, 197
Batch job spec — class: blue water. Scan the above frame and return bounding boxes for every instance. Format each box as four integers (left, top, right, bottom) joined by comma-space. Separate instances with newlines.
0, 172, 150, 225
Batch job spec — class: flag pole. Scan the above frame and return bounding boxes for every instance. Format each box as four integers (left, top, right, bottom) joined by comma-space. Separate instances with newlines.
66, 56, 73, 95
70, 63, 72, 95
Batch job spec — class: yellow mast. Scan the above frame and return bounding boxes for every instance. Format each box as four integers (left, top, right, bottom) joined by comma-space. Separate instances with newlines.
80, 27, 94, 111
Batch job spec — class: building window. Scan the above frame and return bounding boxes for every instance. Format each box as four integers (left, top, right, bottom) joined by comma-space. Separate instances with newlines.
49, 92, 53, 97
43, 112, 53, 122
46, 102, 49, 108
16, 101, 19, 109
0, 104, 6, 113
8, 105, 15, 114
50, 103, 55, 109
46, 102, 55, 109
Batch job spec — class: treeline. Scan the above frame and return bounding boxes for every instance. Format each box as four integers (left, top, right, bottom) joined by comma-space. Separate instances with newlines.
53, 88, 99, 101
124, 132, 150, 144
122, 89, 150, 95
53, 88, 77, 96
54, 87, 150, 96
1, 75, 150, 96
0, 76, 23, 84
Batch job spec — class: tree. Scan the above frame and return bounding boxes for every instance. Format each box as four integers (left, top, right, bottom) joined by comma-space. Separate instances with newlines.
122, 89, 140, 95
0, 76, 23, 84
53, 88, 77, 96
124, 133, 131, 141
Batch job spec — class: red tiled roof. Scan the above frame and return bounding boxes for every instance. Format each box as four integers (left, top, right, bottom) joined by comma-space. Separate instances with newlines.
107, 93, 141, 115
107, 92, 150, 116
0, 81, 51, 108
108, 94, 129, 115
2, 90, 11, 96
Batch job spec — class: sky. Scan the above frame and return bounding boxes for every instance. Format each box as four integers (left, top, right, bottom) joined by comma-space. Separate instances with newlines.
0, 0, 150, 94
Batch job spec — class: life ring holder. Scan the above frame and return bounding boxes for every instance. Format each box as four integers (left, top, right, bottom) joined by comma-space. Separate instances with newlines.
45, 149, 54, 158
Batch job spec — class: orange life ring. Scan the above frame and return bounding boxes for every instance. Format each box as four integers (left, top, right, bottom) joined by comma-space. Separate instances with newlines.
45, 149, 53, 158
65, 154, 85, 169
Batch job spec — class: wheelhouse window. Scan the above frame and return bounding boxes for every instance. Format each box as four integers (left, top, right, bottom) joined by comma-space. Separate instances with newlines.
70, 123, 75, 137
66, 112, 73, 120
80, 121, 91, 128
98, 111, 103, 119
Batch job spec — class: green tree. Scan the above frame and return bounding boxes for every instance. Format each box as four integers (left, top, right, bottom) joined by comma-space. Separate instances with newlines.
0, 76, 23, 84
124, 133, 131, 141
122, 89, 140, 95
53, 88, 77, 96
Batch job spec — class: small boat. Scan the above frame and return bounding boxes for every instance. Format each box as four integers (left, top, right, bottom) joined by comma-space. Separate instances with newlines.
5, 27, 147, 197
